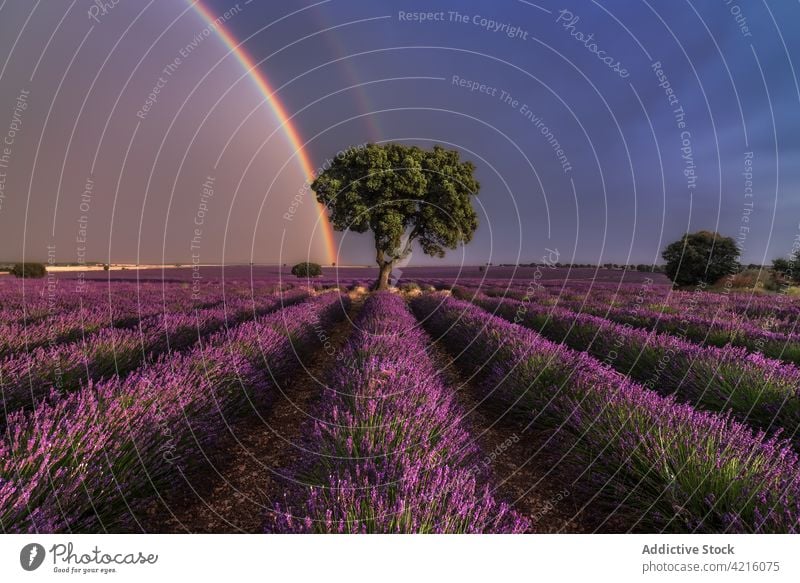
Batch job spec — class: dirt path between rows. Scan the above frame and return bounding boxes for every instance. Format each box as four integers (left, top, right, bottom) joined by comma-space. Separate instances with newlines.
414, 288, 641, 533
422, 339, 591, 533
138, 292, 364, 533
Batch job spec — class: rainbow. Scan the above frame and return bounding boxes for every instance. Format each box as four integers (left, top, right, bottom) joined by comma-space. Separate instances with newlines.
192, 1, 337, 263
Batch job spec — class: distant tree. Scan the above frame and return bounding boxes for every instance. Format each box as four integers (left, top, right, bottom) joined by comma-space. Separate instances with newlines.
291, 262, 322, 278
312, 143, 479, 290
662, 231, 740, 287
103, 264, 110, 271
773, 256, 800, 283
772, 257, 790, 275
10, 262, 46, 278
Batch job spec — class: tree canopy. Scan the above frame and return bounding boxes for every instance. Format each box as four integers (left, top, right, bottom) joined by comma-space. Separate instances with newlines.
772, 255, 799, 284
10, 262, 47, 279
662, 231, 740, 287
312, 143, 480, 289
291, 262, 322, 278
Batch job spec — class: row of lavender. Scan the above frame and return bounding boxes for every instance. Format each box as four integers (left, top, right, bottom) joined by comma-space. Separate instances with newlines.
472, 293, 800, 445
587, 300, 800, 361
545, 286, 800, 349
455, 277, 800, 331
0, 291, 348, 532
412, 294, 800, 532
272, 292, 527, 533
0, 281, 297, 356
0, 288, 311, 422
0, 280, 232, 324
453, 283, 800, 365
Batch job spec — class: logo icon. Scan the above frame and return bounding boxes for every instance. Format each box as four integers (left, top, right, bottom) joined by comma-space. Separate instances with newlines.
20, 543, 46, 571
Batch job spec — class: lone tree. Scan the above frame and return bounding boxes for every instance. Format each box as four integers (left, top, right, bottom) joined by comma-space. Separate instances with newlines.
662, 231, 740, 287
312, 143, 479, 290
291, 262, 322, 278
10, 262, 47, 279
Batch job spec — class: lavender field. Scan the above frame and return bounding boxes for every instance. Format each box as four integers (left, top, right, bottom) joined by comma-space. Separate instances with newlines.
1, 271, 799, 533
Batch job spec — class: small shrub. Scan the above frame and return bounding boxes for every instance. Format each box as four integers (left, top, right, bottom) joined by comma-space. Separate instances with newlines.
399, 282, 420, 292
763, 272, 785, 292
291, 262, 322, 278
450, 285, 474, 300
716, 268, 783, 292
10, 263, 47, 279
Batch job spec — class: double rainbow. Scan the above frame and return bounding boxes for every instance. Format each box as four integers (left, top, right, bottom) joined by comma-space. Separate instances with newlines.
193, 1, 337, 263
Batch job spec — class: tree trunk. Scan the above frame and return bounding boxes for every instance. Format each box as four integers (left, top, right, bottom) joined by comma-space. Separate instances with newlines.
375, 261, 393, 290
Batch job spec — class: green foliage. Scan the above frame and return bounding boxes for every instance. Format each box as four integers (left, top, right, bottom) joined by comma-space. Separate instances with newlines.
762, 271, 785, 292
772, 257, 790, 274
312, 143, 480, 289
772, 256, 799, 283
10, 262, 47, 279
722, 268, 782, 292
662, 231, 740, 287
398, 282, 420, 292
291, 262, 322, 278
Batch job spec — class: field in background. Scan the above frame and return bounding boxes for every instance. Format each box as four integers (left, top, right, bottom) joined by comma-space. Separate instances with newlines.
2, 269, 799, 534
0, 264, 671, 285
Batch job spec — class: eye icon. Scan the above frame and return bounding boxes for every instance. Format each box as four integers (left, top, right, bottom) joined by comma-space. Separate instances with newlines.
20, 543, 46, 571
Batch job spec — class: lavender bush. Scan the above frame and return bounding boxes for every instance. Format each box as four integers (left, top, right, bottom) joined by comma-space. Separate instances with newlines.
272, 292, 528, 533
0, 289, 310, 421
0, 292, 347, 532
476, 295, 800, 444
412, 293, 800, 533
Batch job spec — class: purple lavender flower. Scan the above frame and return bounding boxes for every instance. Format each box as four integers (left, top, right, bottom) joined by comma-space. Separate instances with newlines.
272, 292, 529, 533
411, 293, 800, 533
0, 291, 347, 532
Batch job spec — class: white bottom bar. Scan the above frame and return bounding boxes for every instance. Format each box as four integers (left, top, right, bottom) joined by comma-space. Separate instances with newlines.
1, 534, 797, 582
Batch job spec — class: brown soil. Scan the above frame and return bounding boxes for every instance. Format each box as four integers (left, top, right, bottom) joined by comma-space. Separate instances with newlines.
137, 291, 364, 533
424, 332, 628, 533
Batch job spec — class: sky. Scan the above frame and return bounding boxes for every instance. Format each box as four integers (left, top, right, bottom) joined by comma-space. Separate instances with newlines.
0, 0, 798, 267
